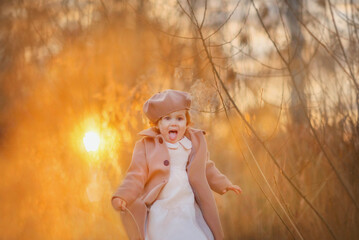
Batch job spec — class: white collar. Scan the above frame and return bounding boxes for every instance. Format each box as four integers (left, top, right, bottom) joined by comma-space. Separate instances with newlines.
164, 136, 192, 150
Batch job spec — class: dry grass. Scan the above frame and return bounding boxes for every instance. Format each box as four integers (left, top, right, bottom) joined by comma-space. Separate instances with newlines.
0, 1, 358, 239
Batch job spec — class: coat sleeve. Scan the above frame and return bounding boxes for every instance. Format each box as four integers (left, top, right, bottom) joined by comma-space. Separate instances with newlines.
206, 151, 233, 195
112, 139, 148, 206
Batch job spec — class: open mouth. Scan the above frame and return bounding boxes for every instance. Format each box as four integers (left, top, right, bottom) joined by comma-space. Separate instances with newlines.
168, 130, 178, 141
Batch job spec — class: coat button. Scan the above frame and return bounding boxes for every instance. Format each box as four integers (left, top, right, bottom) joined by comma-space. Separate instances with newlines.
159, 138, 163, 144
163, 160, 169, 166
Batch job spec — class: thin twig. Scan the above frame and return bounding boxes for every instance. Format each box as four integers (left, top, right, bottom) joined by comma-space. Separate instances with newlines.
179, 0, 340, 238
253, 0, 358, 213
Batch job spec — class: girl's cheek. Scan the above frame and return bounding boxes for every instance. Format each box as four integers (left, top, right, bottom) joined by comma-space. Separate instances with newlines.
163, 119, 171, 126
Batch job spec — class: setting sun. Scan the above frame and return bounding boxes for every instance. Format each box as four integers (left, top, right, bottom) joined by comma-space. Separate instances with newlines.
1, 0, 358, 239
83, 131, 100, 152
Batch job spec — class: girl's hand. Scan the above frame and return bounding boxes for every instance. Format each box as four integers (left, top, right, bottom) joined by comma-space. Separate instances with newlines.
112, 197, 127, 211
223, 185, 242, 195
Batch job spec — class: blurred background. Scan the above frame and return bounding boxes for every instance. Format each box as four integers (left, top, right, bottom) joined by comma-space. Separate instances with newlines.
0, 0, 358, 239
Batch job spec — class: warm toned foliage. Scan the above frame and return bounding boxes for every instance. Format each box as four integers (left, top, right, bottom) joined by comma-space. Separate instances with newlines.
0, 0, 358, 240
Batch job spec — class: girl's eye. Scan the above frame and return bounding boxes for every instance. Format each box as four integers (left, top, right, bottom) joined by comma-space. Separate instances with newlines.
164, 117, 171, 120
177, 117, 183, 121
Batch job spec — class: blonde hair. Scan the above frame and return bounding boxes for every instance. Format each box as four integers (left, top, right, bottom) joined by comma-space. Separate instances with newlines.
150, 110, 193, 128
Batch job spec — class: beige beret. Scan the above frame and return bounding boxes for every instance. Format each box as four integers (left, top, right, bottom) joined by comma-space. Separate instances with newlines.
143, 89, 192, 123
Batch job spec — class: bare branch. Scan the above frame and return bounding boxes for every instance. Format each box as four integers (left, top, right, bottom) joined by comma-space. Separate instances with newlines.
253, 0, 359, 214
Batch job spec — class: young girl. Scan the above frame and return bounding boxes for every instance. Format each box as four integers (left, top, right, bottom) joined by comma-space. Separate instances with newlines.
112, 89, 242, 240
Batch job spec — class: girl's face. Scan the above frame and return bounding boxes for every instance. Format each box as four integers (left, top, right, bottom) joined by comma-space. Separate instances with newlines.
158, 110, 187, 143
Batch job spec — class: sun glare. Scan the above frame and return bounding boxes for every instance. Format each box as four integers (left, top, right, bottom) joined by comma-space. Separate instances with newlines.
83, 131, 100, 152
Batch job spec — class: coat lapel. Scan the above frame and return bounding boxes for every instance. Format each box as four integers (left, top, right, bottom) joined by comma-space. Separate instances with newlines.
138, 127, 205, 172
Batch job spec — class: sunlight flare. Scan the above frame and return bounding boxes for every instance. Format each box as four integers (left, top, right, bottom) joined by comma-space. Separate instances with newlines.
83, 131, 100, 152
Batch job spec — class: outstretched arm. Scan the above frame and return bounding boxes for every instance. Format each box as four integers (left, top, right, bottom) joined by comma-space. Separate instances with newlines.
112, 139, 148, 207
206, 152, 242, 195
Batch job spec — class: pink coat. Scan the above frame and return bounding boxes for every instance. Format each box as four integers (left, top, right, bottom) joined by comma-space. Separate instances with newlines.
112, 127, 233, 240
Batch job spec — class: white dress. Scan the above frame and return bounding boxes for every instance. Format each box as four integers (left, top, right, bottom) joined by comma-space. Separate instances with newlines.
145, 136, 214, 240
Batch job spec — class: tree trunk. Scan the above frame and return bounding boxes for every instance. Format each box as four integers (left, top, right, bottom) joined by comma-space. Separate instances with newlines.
286, 0, 307, 125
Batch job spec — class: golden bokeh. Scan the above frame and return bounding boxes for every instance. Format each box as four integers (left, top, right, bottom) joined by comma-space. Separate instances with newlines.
0, 1, 358, 240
